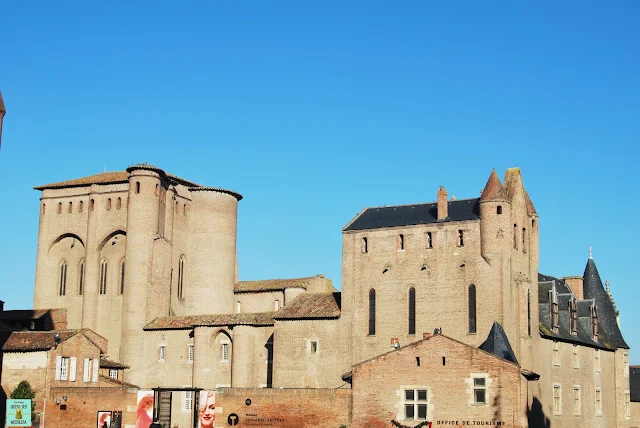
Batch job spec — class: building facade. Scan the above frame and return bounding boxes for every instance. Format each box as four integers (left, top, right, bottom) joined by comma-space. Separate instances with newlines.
29, 165, 632, 427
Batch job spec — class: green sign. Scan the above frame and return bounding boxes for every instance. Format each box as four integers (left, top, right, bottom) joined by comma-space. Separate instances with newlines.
6, 399, 31, 427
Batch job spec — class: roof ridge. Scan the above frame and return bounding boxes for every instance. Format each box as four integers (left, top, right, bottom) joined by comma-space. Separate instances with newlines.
367, 197, 479, 210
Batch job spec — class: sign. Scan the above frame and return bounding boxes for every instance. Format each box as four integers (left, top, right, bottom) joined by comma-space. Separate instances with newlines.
6, 399, 31, 427
228, 413, 239, 426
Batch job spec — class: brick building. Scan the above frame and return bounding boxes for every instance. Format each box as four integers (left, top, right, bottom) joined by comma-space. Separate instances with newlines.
23, 165, 631, 427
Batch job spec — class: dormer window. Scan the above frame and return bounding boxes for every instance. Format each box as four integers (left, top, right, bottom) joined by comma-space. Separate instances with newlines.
550, 291, 559, 333
591, 305, 598, 340
570, 300, 578, 335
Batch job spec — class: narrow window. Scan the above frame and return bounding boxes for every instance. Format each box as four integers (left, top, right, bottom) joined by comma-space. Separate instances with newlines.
99, 259, 107, 295
527, 288, 531, 336
107, 198, 112, 211
513, 224, 518, 249
623, 352, 629, 376
573, 345, 580, 369
416, 357, 420, 366
119, 259, 125, 294
183, 204, 186, 215
109, 369, 118, 380
532, 219, 536, 229
573, 386, 581, 416
274, 300, 280, 311
398, 234, 405, 250
90, 199, 95, 211
117, 197, 122, 210
188, 344, 194, 363
155, 183, 159, 196
58, 202, 62, 214
570, 300, 578, 335
408, 287, 416, 335
553, 342, 560, 366
592, 306, 598, 339
362, 237, 368, 253
175, 201, 179, 213
79, 201, 83, 212
551, 292, 559, 332
442, 356, 446, 366
177, 255, 185, 299
553, 384, 562, 415
473, 377, 487, 404
497, 205, 502, 214
595, 388, 602, 415
458, 229, 464, 246
59, 260, 67, 296
42, 203, 46, 214
183, 391, 193, 411
221, 343, 229, 361
595, 349, 601, 372
522, 228, 527, 252
309, 340, 318, 354
236, 301, 241, 313
78, 259, 85, 295
425, 232, 433, 248
59, 357, 69, 380
368, 289, 376, 335
159, 345, 166, 362
625, 391, 631, 418
68, 201, 73, 213
468, 284, 477, 333
135, 182, 141, 194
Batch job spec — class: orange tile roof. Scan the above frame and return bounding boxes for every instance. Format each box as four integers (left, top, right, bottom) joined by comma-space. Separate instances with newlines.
4, 330, 78, 352
480, 169, 507, 202
34, 171, 130, 190
144, 312, 275, 330
235, 276, 321, 293
273, 292, 341, 320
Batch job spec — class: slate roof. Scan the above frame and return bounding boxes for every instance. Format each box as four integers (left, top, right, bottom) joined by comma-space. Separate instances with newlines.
630, 366, 640, 402
273, 292, 341, 320
538, 270, 623, 351
235, 276, 323, 293
479, 322, 518, 364
100, 358, 129, 369
582, 258, 628, 349
3, 330, 103, 352
344, 198, 480, 231
144, 312, 275, 331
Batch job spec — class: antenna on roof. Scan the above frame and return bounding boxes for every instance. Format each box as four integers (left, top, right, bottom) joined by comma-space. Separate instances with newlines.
589, 246, 593, 260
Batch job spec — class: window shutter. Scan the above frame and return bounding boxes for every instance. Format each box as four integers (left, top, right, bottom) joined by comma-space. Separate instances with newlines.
83, 358, 90, 382
55, 356, 62, 380
92, 358, 99, 382
69, 357, 77, 382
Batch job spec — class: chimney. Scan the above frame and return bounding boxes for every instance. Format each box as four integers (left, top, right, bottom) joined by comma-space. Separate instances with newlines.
437, 186, 448, 220
563, 276, 584, 300
423, 332, 432, 340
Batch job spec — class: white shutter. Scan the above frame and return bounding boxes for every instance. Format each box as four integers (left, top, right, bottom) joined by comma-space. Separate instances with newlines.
69, 357, 77, 382
92, 358, 99, 382
54, 356, 62, 380
83, 358, 90, 382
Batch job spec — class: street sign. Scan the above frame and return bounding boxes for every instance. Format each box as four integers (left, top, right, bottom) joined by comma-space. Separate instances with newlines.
6, 399, 31, 427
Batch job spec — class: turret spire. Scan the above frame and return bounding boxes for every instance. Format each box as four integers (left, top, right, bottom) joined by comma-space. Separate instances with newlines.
480, 169, 507, 202
589, 246, 593, 259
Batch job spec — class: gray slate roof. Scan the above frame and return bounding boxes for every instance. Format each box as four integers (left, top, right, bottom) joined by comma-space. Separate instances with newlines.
344, 198, 480, 231
631, 366, 640, 402
479, 322, 518, 364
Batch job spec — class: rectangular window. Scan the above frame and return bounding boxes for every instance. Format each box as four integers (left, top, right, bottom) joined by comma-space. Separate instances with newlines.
362, 237, 368, 253
310, 340, 318, 354
274, 300, 280, 311
625, 391, 631, 418
184, 391, 193, 411
188, 344, 194, 363
404, 389, 428, 421
159, 345, 166, 362
573, 345, 580, 369
60, 357, 69, 380
398, 234, 405, 251
425, 232, 433, 249
552, 342, 560, 367
595, 349, 601, 372
595, 388, 602, 415
553, 384, 562, 415
473, 377, 487, 404
623, 352, 629, 376
109, 369, 118, 379
573, 386, 581, 416
222, 343, 229, 361
458, 230, 464, 247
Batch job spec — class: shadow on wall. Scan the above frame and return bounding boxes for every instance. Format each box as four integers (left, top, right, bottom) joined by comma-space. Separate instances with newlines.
527, 397, 551, 428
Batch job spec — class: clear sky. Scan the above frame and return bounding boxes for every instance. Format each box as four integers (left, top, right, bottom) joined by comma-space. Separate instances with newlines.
1, 2, 638, 361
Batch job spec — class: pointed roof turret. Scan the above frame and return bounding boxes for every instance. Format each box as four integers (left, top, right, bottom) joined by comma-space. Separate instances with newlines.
480, 169, 507, 202
583, 252, 628, 349
479, 322, 518, 364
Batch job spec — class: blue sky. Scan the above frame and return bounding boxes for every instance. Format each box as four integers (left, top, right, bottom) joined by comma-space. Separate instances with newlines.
1, 2, 638, 360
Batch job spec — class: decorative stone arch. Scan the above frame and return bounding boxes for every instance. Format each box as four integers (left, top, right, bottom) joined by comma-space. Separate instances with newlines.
98, 228, 127, 251
49, 233, 85, 252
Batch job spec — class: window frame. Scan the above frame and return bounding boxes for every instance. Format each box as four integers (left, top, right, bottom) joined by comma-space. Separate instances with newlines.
158, 345, 166, 362
594, 349, 601, 373
408, 287, 416, 335
552, 341, 560, 367
368, 289, 376, 336
595, 387, 602, 416
221, 342, 229, 362
60, 357, 69, 381
402, 387, 429, 421
468, 284, 477, 334
187, 344, 194, 364
625, 390, 631, 418
59, 260, 68, 296
552, 383, 562, 416
307, 339, 319, 355
573, 385, 581, 416
109, 369, 118, 380
99, 258, 108, 295
572, 345, 580, 369
472, 375, 488, 405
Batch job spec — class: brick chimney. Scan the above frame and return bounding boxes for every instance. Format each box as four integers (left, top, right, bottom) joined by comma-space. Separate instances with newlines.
423, 332, 432, 340
563, 276, 584, 300
437, 186, 448, 220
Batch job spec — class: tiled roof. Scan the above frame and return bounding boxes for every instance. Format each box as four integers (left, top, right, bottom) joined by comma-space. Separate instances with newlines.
99, 374, 138, 388
480, 169, 507, 202
235, 276, 322, 293
344, 198, 480, 231
144, 312, 275, 331
4, 330, 79, 352
631, 366, 640, 402
273, 292, 341, 320
100, 358, 129, 369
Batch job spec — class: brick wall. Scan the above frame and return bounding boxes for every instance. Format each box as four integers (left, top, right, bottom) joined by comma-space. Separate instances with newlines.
215, 387, 351, 428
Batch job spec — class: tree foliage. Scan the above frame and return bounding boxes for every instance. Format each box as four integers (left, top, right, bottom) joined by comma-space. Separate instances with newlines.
10, 381, 35, 400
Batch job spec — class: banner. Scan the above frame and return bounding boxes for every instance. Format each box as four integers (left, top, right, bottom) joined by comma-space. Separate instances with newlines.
197, 391, 215, 428
6, 399, 31, 427
136, 391, 154, 428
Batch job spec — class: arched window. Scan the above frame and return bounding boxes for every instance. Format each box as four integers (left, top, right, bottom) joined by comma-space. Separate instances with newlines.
155, 183, 159, 196
57, 202, 62, 214
68, 202, 73, 213
177, 255, 185, 299
135, 182, 141, 194
79, 201, 83, 212
78, 259, 85, 295
119, 259, 125, 294
368, 289, 376, 336
116, 197, 122, 210
408, 287, 416, 335
468, 284, 477, 333
59, 260, 67, 296
107, 198, 112, 211
99, 259, 107, 295
90, 199, 95, 211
